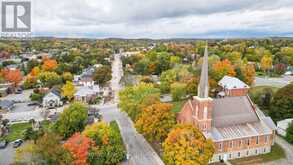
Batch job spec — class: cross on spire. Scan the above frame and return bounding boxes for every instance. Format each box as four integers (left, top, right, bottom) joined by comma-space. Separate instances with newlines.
197, 43, 209, 98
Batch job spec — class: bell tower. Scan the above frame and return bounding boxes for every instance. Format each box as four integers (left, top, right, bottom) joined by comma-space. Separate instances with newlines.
193, 43, 213, 132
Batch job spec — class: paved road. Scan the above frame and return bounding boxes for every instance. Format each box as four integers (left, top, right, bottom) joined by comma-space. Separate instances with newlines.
254, 76, 293, 87
99, 104, 164, 165
0, 89, 33, 102
0, 143, 16, 165
101, 53, 164, 165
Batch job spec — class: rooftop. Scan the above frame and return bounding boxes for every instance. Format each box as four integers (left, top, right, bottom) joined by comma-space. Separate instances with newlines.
218, 75, 249, 90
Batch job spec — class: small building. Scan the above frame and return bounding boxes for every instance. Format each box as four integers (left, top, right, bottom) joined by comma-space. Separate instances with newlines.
0, 100, 14, 111
277, 119, 293, 137
74, 85, 100, 103
42, 88, 63, 109
218, 76, 249, 97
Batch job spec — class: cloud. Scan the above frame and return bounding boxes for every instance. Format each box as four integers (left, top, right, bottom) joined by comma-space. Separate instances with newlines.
30, 0, 293, 38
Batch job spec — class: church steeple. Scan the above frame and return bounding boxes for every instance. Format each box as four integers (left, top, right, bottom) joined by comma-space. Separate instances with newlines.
198, 43, 209, 98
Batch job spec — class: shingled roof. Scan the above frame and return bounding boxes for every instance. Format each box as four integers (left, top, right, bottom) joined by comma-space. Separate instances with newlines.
212, 96, 258, 128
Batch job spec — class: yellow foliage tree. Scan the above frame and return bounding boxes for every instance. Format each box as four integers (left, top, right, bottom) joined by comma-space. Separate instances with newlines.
241, 64, 256, 85
135, 102, 175, 142
61, 81, 76, 101
260, 54, 272, 74
163, 124, 215, 165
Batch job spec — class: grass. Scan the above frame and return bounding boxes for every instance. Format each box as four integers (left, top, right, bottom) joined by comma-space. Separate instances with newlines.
170, 100, 185, 113
0, 122, 31, 142
229, 144, 285, 165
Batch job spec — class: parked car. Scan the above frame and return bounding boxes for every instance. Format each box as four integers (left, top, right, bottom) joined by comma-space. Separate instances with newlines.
0, 140, 8, 149
12, 139, 23, 148
27, 101, 40, 106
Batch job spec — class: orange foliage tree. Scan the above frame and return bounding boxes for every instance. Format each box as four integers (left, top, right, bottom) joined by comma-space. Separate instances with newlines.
212, 59, 236, 81
135, 102, 176, 142
42, 59, 58, 71
2, 68, 23, 86
63, 133, 94, 165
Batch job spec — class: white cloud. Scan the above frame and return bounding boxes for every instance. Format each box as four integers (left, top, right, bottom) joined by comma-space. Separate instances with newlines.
30, 0, 293, 38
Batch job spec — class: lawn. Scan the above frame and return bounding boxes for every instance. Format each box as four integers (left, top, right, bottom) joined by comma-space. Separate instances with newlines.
170, 100, 186, 113
229, 144, 285, 165
0, 122, 31, 142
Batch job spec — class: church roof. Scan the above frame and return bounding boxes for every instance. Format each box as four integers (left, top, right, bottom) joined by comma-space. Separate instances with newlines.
197, 44, 209, 98
212, 96, 258, 128
218, 75, 249, 89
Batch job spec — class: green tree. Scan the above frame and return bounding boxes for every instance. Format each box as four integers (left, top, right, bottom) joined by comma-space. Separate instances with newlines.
286, 121, 293, 144
160, 69, 177, 93
119, 83, 160, 120
38, 71, 62, 88
15, 132, 73, 165
269, 84, 293, 121
93, 66, 112, 86
135, 102, 175, 142
163, 124, 214, 165
170, 82, 187, 101
55, 102, 88, 138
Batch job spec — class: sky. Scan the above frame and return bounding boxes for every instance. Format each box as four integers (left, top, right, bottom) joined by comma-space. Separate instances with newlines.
29, 0, 293, 38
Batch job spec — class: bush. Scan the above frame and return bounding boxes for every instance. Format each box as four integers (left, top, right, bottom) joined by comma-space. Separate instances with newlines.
286, 121, 293, 143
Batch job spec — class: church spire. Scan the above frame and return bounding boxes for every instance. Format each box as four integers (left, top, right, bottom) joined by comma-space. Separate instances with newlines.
197, 43, 209, 98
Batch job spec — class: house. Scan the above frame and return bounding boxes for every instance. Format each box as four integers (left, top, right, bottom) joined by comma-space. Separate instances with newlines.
74, 67, 96, 86
177, 45, 276, 163
277, 118, 293, 137
74, 85, 100, 103
0, 83, 13, 97
42, 88, 63, 109
0, 100, 14, 111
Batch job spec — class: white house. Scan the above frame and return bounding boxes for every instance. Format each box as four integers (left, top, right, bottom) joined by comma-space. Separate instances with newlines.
42, 88, 62, 109
74, 85, 100, 103
277, 118, 293, 136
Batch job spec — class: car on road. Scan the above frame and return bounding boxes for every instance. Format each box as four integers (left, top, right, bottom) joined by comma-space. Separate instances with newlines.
27, 101, 40, 106
12, 139, 23, 148
0, 140, 8, 149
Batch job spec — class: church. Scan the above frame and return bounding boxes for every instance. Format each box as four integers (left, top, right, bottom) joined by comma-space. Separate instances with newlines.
177, 45, 276, 163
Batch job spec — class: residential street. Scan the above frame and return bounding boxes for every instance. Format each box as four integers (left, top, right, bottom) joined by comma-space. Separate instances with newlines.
98, 53, 164, 165
254, 76, 293, 87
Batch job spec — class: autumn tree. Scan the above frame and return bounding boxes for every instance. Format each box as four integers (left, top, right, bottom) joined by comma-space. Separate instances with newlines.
261, 54, 272, 75
2, 68, 23, 86
15, 132, 73, 164
42, 59, 58, 71
38, 71, 62, 87
212, 59, 236, 81
163, 124, 214, 165
93, 66, 112, 86
63, 133, 94, 165
82, 121, 126, 165
241, 64, 256, 85
119, 83, 160, 120
135, 102, 175, 142
62, 81, 76, 101
30, 66, 41, 77
55, 102, 88, 138
62, 72, 73, 82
